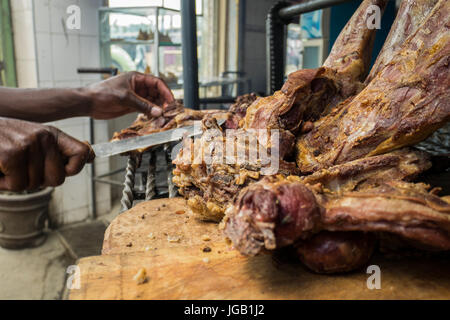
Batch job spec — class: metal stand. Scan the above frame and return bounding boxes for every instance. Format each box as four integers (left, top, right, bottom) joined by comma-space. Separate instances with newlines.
120, 156, 137, 213
145, 151, 157, 201
164, 144, 177, 198
266, 0, 352, 94
119, 144, 178, 212
181, 0, 200, 109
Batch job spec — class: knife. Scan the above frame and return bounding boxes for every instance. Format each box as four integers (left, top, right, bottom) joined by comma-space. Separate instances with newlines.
88, 119, 225, 159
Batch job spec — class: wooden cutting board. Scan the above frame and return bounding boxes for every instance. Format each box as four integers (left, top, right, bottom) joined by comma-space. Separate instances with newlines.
69, 198, 450, 300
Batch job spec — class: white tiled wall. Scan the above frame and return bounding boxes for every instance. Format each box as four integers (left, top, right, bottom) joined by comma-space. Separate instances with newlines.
11, 0, 112, 226
11, 0, 38, 88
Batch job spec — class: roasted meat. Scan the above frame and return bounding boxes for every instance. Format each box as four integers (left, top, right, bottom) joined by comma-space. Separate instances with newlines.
244, 0, 389, 137
223, 176, 450, 257
112, 100, 232, 143
296, 0, 450, 173
173, 115, 299, 221
174, 0, 391, 221
366, 0, 439, 84
112, 0, 450, 273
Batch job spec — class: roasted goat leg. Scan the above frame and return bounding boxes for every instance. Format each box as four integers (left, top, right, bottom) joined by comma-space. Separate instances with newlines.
366, 0, 439, 84
223, 176, 450, 258
244, 0, 388, 136
296, 0, 450, 173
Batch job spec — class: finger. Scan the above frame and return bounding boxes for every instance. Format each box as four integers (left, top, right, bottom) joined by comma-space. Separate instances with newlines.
43, 144, 66, 187
136, 74, 175, 104
0, 158, 28, 192
126, 92, 163, 117
27, 140, 45, 190
82, 141, 96, 164
54, 130, 90, 176
0, 175, 6, 190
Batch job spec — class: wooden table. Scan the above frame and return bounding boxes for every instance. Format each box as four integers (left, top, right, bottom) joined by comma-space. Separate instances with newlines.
69, 198, 450, 300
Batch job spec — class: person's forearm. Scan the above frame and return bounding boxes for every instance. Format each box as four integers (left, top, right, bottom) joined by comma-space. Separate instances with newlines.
0, 87, 93, 122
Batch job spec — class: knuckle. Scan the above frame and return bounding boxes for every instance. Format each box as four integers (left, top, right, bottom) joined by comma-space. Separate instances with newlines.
76, 143, 90, 158
39, 130, 56, 146
5, 144, 25, 159
47, 176, 65, 187
117, 90, 129, 103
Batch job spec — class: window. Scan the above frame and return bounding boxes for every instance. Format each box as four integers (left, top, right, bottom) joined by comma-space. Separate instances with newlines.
108, 0, 203, 14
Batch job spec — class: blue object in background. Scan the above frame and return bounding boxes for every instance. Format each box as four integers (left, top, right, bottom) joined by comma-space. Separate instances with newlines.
301, 10, 323, 39
328, 0, 396, 68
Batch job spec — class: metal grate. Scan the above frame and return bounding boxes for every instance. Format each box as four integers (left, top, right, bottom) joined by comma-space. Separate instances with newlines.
119, 143, 177, 213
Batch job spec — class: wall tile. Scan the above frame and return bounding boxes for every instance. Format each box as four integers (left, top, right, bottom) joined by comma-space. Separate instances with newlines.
48, 187, 64, 225
29, 0, 109, 226
79, 0, 102, 36
62, 169, 90, 211
79, 35, 100, 68
55, 121, 88, 141
62, 206, 90, 225
96, 199, 112, 216
35, 32, 53, 82
33, 0, 51, 33
51, 34, 81, 81
93, 119, 109, 144
38, 80, 54, 88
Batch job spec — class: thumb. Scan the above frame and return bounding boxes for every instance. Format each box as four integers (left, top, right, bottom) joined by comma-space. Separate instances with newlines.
127, 92, 163, 117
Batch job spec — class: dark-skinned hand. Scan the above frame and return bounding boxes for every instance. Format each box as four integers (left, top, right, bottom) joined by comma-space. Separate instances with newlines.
0, 117, 92, 192
87, 71, 175, 120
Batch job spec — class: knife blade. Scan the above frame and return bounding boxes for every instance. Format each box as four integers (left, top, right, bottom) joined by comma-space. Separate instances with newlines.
90, 119, 225, 159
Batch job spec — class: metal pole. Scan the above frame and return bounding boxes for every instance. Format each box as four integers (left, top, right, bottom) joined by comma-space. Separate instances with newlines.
181, 0, 200, 109
278, 0, 353, 20
266, 1, 291, 94
154, 7, 160, 77
89, 118, 97, 219
237, 0, 246, 95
